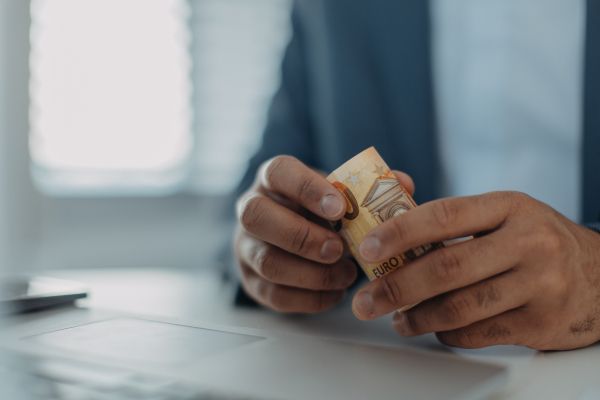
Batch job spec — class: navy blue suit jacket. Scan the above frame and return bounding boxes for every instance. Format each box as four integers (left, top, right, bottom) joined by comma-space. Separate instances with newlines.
239, 0, 600, 225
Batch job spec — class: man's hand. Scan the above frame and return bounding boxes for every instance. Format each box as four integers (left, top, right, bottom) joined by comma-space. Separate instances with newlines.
234, 155, 415, 313
352, 191, 600, 350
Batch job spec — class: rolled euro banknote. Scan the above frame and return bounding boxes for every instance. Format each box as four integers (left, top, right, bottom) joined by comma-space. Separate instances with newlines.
327, 147, 444, 312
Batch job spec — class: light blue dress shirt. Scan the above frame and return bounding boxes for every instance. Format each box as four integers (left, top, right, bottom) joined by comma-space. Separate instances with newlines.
431, 0, 586, 222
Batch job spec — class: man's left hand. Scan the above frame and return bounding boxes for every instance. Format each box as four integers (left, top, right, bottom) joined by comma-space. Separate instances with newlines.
352, 191, 600, 350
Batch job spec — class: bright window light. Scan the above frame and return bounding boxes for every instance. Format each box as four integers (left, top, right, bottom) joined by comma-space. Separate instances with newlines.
29, 0, 193, 195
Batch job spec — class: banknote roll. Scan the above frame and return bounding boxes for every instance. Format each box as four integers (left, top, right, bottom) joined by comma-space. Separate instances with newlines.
327, 147, 444, 312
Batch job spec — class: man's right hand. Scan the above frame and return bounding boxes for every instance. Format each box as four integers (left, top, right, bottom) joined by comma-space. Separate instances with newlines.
234, 156, 354, 313
233, 155, 414, 314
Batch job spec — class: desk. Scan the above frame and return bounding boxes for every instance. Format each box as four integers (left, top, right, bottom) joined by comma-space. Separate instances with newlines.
38, 267, 600, 400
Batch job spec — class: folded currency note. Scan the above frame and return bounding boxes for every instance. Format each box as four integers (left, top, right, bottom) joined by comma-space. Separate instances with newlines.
327, 147, 444, 312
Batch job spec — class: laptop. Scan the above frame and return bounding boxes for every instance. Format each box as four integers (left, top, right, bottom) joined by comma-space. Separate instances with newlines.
0, 299, 507, 400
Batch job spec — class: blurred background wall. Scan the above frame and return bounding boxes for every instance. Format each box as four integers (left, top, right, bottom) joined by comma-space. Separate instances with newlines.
0, 0, 292, 273
0, 0, 42, 274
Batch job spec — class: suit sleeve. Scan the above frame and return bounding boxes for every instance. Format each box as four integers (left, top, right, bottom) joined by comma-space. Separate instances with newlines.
236, 2, 315, 197
231, 3, 315, 306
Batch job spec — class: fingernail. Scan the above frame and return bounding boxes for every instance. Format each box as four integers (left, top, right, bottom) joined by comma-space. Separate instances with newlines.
321, 239, 343, 262
393, 312, 410, 336
321, 194, 344, 218
359, 236, 381, 261
352, 292, 373, 318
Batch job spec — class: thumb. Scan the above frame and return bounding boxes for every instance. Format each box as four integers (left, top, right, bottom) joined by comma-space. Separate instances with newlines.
391, 170, 415, 197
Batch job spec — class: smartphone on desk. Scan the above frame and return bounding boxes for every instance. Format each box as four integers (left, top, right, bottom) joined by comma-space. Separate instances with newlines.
0, 276, 88, 314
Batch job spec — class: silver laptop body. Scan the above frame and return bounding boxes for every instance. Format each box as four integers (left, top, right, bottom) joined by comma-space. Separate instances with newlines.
1, 306, 506, 400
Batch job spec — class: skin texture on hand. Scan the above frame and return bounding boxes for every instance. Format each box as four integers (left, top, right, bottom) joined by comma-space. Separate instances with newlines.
233, 155, 414, 313
352, 190, 600, 350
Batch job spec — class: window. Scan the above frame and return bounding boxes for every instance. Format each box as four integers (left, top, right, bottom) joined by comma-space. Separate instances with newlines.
24, 0, 292, 271
30, 0, 193, 195
189, 0, 292, 194
29, 0, 292, 196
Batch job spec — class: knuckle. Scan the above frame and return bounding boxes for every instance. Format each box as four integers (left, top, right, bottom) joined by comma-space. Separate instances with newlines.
483, 322, 512, 342
508, 190, 532, 204
453, 326, 480, 348
319, 266, 337, 290
442, 292, 471, 325
526, 223, 564, 256
505, 191, 534, 216
431, 199, 458, 230
473, 282, 501, 308
296, 174, 321, 205
540, 225, 564, 254
288, 223, 314, 254
503, 190, 530, 202
239, 195, 269, 232
541, 269, 569, 301
253, 279, 279, 310
265, 285, 287, 312
255, 246, 284, 282
431, 249, 462, 284
375, 276, 404, 307
255, 279, 270, 302
532, 311, 553, 331
263, 155, 293, 189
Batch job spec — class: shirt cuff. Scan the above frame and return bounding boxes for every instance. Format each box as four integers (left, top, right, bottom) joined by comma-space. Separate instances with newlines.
585, 222, 600, 234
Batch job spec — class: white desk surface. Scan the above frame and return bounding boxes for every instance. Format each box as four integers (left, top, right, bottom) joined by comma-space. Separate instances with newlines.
34, 267, 600, 400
